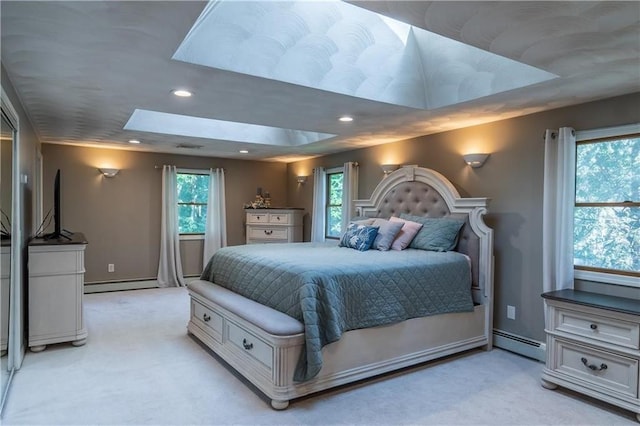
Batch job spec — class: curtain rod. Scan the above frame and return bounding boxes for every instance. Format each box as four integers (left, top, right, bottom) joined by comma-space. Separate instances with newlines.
154, 165, 225, 171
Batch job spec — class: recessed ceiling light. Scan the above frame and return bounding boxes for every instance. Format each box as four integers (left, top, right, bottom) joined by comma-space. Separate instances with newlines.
339, 116, 353, 122
172, 89, 192, 97
128, 139, 141, 144
239, 150, 249, 154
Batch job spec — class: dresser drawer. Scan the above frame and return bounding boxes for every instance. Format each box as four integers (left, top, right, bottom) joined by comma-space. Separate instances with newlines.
552, 338, 638, 398
269, 213, 290, 224
226, 321, 273, 370
247, 227, 289, 241
247, 213, 269, 224
191, 300, 223, 343
554, 307, 640, 350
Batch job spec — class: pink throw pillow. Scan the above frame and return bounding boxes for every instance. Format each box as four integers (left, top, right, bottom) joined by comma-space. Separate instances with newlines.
389, 216, 423, 250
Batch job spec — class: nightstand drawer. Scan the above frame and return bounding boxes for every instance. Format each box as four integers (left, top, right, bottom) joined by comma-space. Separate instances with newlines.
552, 339, 638, 398
226, 321, 273, 370
192, 300, 223, 342
555, 307, 640, 350
248, 227, 289, 241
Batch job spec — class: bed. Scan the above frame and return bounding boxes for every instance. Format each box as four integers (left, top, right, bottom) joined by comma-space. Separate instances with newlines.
187, 166, 494, 409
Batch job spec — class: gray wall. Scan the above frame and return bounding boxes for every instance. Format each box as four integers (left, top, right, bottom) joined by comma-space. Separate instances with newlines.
41, 144, 287, 283
286, 92, 640, 343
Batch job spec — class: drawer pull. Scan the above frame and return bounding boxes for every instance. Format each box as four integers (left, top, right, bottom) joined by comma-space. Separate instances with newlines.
203, 313, 211, 322
590, 323, 598, 330
242, 338, 254, 350
276, 216, 281, 221
264, 230, 273, 235
581, 357, 607, 372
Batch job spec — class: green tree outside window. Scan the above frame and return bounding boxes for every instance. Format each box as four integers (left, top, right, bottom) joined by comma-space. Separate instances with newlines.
177, 173, 209, 234
326, 172, 343, 238
574, 137, 639, 275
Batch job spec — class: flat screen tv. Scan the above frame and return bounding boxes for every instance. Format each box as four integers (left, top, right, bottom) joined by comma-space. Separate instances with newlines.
44, 169, 70, 240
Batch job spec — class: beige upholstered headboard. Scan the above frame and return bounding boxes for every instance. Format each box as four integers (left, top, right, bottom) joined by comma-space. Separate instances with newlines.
354, 166, 493, 307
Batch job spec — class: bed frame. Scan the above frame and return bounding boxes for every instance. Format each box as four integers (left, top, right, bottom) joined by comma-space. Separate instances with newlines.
187, 166, 494, 409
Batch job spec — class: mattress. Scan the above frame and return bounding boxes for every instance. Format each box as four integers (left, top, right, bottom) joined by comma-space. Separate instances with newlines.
200, 241, 473, 381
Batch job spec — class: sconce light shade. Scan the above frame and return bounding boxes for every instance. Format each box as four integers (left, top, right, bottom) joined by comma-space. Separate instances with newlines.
296, 175, 308, 184
463, 153, 490, 168
381, 164, 399, 176
99, 168, 120, 178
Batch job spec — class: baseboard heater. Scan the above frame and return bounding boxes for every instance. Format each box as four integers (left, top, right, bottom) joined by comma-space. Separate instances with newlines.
493, 329, 546, 362
84, 276, 200, 294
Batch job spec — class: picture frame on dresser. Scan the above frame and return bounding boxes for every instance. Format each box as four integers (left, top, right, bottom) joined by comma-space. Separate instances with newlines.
541, 289, 640, 422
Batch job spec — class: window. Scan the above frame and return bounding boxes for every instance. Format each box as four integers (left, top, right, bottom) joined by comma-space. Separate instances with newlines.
176, 171, 209, 235
325, 168, 343, 238
574, 126, 639, 286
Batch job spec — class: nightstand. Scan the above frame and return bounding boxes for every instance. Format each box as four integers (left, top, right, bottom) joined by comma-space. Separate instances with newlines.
541, 289, 640, 421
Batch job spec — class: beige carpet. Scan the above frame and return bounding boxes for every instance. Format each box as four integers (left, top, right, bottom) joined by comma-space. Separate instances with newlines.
2, 287, 636, 425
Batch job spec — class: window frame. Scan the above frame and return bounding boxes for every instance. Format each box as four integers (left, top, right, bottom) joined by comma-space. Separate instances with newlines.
176, 168, 209, 240
325, 166, 343, 240
574, 123, 640, 288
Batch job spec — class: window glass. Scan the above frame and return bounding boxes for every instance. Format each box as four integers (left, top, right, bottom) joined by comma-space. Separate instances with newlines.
574, 136, 639, 275
177, 173, 209, 234
326, 171, 343, 238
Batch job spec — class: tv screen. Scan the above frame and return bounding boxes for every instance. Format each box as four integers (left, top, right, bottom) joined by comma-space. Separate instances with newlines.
53, 168, 61, 237
44, 169, 69, 240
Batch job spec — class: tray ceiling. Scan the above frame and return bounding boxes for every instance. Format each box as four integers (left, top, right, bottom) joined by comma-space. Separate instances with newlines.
1, 1, 638, 162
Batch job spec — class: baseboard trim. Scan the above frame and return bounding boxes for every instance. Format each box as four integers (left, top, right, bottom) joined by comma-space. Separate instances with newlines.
493, 329, 546, 362
84, 276, 201, 293
84, 279, 158, 293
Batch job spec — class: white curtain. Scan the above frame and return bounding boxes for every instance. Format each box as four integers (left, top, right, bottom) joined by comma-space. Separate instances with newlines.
203, 168, 227, 268
542, 127, 576, 293
311, 167, 326, 242
341, 161, 359, 233
158, 165, 185, 288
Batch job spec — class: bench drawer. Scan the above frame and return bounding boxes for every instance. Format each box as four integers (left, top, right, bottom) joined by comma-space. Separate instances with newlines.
191, 300, 223, 342
226, 321, 273, 371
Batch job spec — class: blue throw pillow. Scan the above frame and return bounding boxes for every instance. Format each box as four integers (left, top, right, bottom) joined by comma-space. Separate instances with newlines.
400, 214, 465, 252
339, 223, 379, 251
371, 218, 404, 251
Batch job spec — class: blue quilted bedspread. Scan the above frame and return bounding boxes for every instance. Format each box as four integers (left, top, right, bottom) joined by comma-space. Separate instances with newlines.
200, 242, 473, 382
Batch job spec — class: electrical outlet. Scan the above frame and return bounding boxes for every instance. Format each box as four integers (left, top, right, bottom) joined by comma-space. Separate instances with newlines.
108, 263, 115, 273
507, 305, 516, 320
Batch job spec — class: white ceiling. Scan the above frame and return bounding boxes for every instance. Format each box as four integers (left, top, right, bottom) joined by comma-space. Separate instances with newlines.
1, 1, 639, 162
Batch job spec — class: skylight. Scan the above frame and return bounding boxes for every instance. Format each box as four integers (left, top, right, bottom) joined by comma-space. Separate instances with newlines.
124, 109, 335, 146
173, 0, 557, 110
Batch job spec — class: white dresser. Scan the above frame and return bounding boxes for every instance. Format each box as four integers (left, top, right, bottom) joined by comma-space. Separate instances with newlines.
541, 290, 640, 421
245, 208, 303, 244
28, 233, 88, 352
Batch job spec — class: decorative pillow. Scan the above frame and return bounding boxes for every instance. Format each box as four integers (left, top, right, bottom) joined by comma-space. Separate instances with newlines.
400, 213, 465, 252
388, 217, 423, 250
339, 223, 379, 251
371, 218, 404, 251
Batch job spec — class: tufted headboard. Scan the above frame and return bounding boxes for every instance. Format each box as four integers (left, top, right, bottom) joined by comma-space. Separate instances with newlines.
354, 166, 493, 306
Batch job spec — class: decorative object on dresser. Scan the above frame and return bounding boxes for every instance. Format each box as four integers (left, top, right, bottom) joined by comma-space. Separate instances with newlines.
28, 233, 88, 352
245, 208, 303, 244
541, 290, 640, 422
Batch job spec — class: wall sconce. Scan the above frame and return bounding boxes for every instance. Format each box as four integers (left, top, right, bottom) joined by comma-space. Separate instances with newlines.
99, 168, 120, 178
381, 164, 399, 176
463, 153, 490, 168
296, 175, 308, 184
